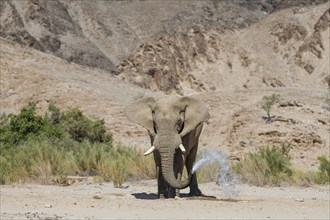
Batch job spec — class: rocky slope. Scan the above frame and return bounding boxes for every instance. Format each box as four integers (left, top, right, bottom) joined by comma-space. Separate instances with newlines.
115, 3, 329, 94
1, 0, 327, 71
0, 1, 329, 170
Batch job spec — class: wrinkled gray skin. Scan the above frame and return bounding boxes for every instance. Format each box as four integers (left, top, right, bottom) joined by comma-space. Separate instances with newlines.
124, 96, 209, 198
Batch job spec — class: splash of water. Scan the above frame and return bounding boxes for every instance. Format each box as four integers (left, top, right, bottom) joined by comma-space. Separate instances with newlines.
191, 149, 240, 198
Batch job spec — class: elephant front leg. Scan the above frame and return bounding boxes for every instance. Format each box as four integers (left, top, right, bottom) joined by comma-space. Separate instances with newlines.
157, 166, 176, 198
156, 166, 166, 198
155, 151, 167, 198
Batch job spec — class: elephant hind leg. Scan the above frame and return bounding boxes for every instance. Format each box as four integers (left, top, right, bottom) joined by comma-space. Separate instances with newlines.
188, 174, 202, 196
185, 144, 202, 196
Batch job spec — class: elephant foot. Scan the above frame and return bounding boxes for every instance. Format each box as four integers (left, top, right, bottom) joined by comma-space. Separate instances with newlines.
167, 187, 176, 198
189, 188, 202, 197
159, 187, 176, 198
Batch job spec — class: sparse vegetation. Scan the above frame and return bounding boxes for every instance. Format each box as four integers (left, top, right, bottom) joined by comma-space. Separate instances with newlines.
234, 144, 292, 186
261, 93, 281, 122
233, 145, 329, 186
0, 103, 155, 187
196, 161, 221, 183
317, 156, 330, 177
1, 103, 328, 187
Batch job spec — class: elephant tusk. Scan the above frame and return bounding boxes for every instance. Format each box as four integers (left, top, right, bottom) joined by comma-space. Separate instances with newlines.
179, 144, 186, 153
143, 146, 155, 156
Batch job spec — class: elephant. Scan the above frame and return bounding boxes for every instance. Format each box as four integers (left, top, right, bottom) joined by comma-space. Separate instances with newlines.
124, 95, 209, 198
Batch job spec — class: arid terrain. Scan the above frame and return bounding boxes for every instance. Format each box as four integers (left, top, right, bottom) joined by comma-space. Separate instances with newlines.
0, 0, 329, 219
1, 180, 329, 219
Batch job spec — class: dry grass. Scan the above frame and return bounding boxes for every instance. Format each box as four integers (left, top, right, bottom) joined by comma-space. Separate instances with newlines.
233, 145, 329, 186
0, 140, 156, 187
0, 103, 157, 187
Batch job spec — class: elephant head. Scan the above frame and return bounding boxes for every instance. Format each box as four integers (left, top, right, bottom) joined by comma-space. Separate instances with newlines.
124, 96, 209, 189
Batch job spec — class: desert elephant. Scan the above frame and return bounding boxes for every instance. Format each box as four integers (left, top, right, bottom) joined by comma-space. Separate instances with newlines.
124, 96, 209, 198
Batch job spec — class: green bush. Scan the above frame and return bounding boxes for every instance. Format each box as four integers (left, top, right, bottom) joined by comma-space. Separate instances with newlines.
261, 93, 280, 122
0, 103, 154, 186
109, 155, 128, 188
234, 145, 330, 186
0, 102, 45, 149
61, 107, 112, 144
0, 103, 112, 151
317, 156, 330, 177
259, 144, 292, 176
236, 145, 292, 186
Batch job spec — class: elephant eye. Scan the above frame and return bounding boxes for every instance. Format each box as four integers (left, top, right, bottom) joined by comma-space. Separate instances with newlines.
176, 119, 184, 132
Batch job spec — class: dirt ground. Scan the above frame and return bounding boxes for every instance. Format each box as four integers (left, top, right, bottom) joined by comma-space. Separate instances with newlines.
1, 180, 329, 220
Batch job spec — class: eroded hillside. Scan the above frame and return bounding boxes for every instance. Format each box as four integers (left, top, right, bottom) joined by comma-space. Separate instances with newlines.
115, 3, 329, 94
0, 1, 329, 170
0, 0, 327, 71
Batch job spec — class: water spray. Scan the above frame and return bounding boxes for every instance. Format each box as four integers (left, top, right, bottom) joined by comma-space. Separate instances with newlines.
191, 149, 240, 198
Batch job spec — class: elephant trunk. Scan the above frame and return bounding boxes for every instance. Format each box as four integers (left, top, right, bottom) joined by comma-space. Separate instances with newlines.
159, 145, 191, 189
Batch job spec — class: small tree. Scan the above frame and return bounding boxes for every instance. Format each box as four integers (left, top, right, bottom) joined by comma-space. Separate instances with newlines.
261, 93, 280, 122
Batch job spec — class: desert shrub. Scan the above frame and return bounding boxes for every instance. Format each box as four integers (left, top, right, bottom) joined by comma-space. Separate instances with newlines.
196, 162, 220, 183
236, 144, 292, 186
234, 145, 330, 186
0, 102, 112, 147
109, 155, 128, 188
107, 145, 156, 187
42, 103, 63, 140
301, 156, 330, 185
290, 156, 329, 185
0, 139, 79, 184
317, 156, 330, 177
61, 107, 112, 144
290, 169, 329, 186
259, 144, 292, 176
127, 148, 156, 180
0, 102, 117, 184
0, 103, 155, 186
0, 135, 153, 186
0, 102, 45, 149
261, 93, 280, 122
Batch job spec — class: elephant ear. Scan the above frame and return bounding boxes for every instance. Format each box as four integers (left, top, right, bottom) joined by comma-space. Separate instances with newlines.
179, 96, 210, 137
123, 97, 156, 134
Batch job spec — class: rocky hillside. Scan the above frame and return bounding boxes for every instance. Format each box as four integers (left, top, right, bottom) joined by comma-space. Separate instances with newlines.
115, 3, 329, 94
0, 1, 329, 170
1, 0, 327, 72
1, 36, 329, 170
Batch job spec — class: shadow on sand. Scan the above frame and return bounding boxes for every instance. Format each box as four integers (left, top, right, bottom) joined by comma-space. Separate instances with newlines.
131, 192, 219, 200
131, 192, 159, 200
